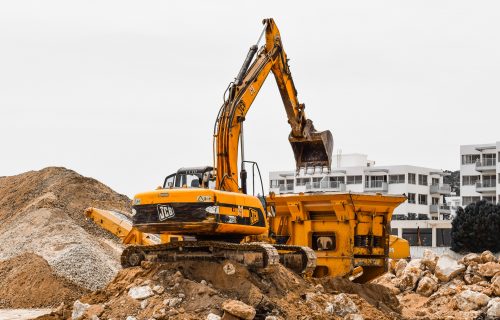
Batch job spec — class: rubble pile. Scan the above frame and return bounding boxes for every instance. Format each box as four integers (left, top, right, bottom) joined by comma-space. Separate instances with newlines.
374, 249, 500, 320
42, 260, 401, 320
0, 167, 131, 302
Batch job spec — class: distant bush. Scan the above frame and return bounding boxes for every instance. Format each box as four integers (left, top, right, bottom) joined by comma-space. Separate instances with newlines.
451, 200, 500, 253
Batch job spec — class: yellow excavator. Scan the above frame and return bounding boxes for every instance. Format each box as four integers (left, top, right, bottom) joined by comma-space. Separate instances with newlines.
107, 18, 407, 281
120, 18, 332, 275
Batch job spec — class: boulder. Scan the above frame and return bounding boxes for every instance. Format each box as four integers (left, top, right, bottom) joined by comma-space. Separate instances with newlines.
345, 314, 364, 320
481, 251, 497, 263
207, 313, 222, 320
416, 276, 438, 297
164, 297, 183, 307
395, 259, 407, 278
72, 300, 90, 320
492, 275, 500, 296
223, 263, 236, 275
421, 249, 438, 272
455, 289, 490, 311
400, 266, 423, 291
478, 262, 500, 277
128, 286, 154, 300
84, 305, 104, 319
152, 285, 165, 294
486, 298, 500, 319
460, 253, 482, 266
434, 255, 466, 282
464, 273, 483, 285
222, 300, 256, 320
407, 258, 423, 270
324, 293, 358, 317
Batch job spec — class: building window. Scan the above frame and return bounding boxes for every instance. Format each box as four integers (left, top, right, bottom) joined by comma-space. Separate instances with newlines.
432, 197, 439, 205
462, 175, 480, 185
431, 178, 439, 185
402, 228, 432, 246
462, 196, 480, 206
389, 174, 405, 184
418, 194, 428, 205
482, 175, 496, 187
329, 176, 345, 183
270, 179, 284, 188
346, 175, 362, 184
482, 153, 496, 166
418, 174, 428, 186
461, 154, 480, 165
436, 229, 451, 247
407, 193, 416, 204
296, 178, 310, 186
483, 196, 496, 203
408, 173, 416, 184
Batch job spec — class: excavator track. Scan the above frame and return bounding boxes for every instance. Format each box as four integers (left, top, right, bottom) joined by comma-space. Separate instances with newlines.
121, 241, 316, 275
272, 244, 317, 276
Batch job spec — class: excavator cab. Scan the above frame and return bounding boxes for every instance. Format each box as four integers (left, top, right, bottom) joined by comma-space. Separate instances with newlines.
163, 166, 215, 189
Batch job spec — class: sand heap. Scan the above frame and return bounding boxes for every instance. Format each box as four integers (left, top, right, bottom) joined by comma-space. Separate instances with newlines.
0, 167, 131, 296
42, 260, 401, 320
374, 249, 500, 320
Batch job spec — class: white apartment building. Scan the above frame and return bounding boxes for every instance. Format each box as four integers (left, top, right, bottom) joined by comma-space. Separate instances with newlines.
460, 142, 499, 206
269, 153, 452, 247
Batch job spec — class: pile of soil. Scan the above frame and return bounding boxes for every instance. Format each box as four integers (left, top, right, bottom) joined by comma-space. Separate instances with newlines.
0, 167, 131, 294
44, 260, 402, 320
0, 253, 88, 308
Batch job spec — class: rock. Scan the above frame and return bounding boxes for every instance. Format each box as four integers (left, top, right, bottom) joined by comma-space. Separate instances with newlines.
395, 259, 407, 278
478, 262, 500, 277
416, 276, 438, 297
315, 284, 324, 293
264, 316, 278, 320
486, 297, 500, 319
399, 266, 423, 291
222, 313, 241, 320
481, 251, 497, 263
140, 299, 149, 309
407, 259, 423, 270
207, 313, 222, 320
223, 263, 236, 275
72, 300, 91, 320
434, 255, 466, 282
126, 317, 137, 320
222, 300, 256, 320
325, 293, 358, 317
455, 289, 490, 311
164, 297, 183, 307
128, 285, 154, 300
201, 280, 208, 285
492, 275, 500, 296
388, 258, 396, 274
85, 305, 104, 318
421, 249, 438, 272
461, 253, 482, 266
153, 285, 165, 294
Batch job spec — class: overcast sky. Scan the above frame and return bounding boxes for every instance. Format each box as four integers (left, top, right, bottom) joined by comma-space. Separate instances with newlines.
1, 1, 499, 197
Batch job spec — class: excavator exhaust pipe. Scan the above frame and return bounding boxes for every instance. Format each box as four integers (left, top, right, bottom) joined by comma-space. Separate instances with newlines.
289, 121, 333, 171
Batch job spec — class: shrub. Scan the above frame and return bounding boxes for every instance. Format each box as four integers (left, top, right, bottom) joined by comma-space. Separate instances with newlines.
451, 200, 500, 253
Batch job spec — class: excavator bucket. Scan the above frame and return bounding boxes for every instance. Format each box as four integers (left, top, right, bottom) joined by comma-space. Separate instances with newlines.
289, 127, 333, 170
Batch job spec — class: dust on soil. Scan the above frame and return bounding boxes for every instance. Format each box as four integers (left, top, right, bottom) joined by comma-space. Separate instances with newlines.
0, 253, 89, 308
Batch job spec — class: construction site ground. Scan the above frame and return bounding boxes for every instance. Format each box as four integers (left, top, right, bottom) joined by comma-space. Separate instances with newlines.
0, 167, 499, 319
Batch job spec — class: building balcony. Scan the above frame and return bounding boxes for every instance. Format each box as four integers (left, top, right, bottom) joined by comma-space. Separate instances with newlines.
439, 205, 451, 214
475, 159, 497, 172
475, 181, 496, 193
364, 181, 388, 192
429, 183, 451, 195
305, 181, 346, 192
430, 204, 439, 214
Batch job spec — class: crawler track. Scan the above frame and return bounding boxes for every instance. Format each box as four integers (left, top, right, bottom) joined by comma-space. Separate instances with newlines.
121, 241, 316, 275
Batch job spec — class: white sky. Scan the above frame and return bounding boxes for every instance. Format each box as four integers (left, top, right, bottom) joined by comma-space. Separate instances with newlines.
1, 1, 499, 197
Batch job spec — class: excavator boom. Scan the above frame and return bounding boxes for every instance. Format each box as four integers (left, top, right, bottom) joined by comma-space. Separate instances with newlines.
215, 18, 333, 192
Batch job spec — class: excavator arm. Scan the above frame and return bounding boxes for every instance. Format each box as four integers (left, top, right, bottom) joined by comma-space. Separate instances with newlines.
215, 18, 333, 192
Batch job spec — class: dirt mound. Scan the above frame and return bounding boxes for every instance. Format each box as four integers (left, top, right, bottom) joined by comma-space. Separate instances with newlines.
0, 167, 131, 291
45, 260, 402, 320
0, 253, 88, 308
